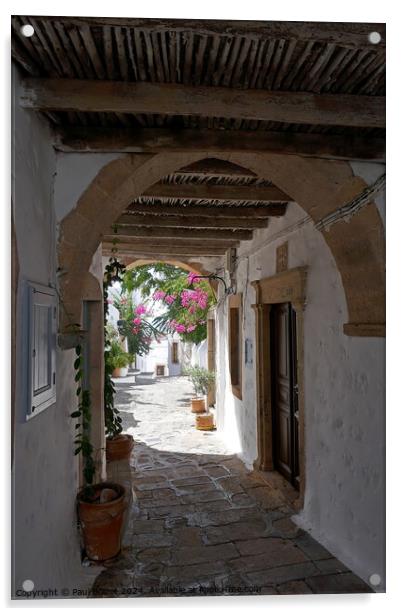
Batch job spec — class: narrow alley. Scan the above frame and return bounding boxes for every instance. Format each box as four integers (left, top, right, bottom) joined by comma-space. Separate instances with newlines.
11, 15, 386, 599
92, 374, 372, 597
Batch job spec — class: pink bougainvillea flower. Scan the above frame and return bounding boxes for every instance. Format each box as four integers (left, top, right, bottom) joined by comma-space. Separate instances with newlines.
165, 294, 176, 305
186, 325, 196, 332
153, 290, 166, 301
187, 272, 201, 285
180, 290, 191, 307
135, 304, 146, 315
175, 324, 186, 333
133, 317, 142, 325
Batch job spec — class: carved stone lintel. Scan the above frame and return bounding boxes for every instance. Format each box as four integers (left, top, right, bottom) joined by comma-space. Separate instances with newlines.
251, 266, 307, 307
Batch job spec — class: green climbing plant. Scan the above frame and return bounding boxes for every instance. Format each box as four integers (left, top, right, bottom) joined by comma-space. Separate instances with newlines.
70, 342, 96, 488
103, 257, 127, 439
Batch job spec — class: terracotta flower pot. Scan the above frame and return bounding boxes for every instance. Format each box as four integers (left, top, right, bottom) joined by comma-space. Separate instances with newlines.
195, 413, 216, 431
112, 367, 128, 378
77, 482, 127, 561
191, 397, 206, 413
106, 434, 134, 462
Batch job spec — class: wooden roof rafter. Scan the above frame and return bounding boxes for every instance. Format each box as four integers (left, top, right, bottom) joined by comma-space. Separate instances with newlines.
12, 14, 385, 168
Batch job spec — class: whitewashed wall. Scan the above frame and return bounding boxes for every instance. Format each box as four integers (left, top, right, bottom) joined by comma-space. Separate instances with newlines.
133, 335, 183, 377
214, 164, 385, 590
12, 67, 98, 596
190, 340, 208, 369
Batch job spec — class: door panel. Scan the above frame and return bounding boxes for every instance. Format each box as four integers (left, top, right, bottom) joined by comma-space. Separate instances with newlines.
290, 307, 300, 488
271, 303, 300, 489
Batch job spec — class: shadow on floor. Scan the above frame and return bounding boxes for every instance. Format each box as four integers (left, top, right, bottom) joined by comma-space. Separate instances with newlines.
90, 439, 373, 598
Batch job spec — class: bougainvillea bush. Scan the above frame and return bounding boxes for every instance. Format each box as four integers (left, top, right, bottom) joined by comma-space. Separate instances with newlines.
123, 263, 216, 344
121, 264, 216, 344
152, 278, 210, 344
110, 291, 164, 357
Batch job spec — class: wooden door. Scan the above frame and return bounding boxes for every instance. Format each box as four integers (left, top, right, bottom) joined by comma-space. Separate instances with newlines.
271, 303, 300, 489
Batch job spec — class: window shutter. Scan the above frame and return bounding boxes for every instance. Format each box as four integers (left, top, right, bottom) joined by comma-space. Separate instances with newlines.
27, 283, 57, 419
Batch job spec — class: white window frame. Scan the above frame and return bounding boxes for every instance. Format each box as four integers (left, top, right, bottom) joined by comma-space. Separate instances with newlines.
26, 282, 57, 420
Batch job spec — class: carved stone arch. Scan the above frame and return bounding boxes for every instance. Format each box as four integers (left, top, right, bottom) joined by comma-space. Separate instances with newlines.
124, 258, 218, 296
58, 152, 385, 336
125, 258, 212, 277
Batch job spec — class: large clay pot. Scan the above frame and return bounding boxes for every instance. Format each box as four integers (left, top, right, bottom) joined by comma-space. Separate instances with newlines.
106, 434, 134, 462
196, 413, 215, 431
112, 366, 128, 378
191, 398, 206, 413
77, 482, 126, 561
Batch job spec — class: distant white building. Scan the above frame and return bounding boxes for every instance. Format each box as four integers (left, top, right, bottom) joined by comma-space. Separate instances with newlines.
135, 333, 185, 377
107, 285, 191, 377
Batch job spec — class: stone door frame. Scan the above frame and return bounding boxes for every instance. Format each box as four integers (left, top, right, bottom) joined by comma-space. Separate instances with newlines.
251, 266, 307, 508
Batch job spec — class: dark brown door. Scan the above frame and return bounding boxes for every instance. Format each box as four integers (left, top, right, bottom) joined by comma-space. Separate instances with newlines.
271, 303, 300, 489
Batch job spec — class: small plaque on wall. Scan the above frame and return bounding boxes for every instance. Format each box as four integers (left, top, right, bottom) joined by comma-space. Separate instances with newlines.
276, 241, 289, 273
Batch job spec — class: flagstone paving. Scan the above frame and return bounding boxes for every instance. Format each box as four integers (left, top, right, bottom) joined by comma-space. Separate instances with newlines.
92, 373, 372, 597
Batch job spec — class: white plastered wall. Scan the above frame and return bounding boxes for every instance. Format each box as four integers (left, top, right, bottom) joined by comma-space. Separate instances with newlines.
12, 67, 101, 596
214, 163, 385, 590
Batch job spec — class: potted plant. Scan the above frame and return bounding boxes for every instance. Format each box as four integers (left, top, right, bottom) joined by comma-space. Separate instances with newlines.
71, 343, 127, 561
77, 481, 127, 562
103, 260, 136, 463
185, 365, 215, 414
104, 389, 134, 463
108, 339, 133, 378
104, 340, 135, 462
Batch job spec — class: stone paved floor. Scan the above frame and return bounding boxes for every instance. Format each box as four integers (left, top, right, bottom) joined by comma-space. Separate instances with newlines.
92, 373, 372, 597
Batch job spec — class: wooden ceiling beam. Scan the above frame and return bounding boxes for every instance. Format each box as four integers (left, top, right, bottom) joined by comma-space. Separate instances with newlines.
142, 183, 289, 202
18, 17, 386, 48
102, 242, 229, 256
104, 237, 238, 249
126, 203, 286, 218
175, 159, 258, 177
53, 127, 385, 162
102, 251, 224, 262
21, 79, 385, 128
116, 214, 269, 229
103, 227, 253, 241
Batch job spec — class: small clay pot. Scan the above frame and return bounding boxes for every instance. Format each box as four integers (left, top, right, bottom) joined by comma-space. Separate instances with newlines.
195, 413, 215, 431
191, 398, 206, 413
106, 434, 134, 462
77, 482, 126, 561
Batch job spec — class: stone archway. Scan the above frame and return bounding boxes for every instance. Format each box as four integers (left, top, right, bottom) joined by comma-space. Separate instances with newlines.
124, 258, 218, 295
58, 152, 385, 336
125, 258, 212, 277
